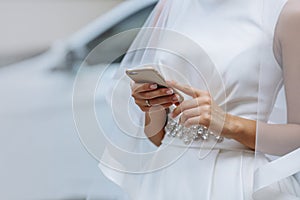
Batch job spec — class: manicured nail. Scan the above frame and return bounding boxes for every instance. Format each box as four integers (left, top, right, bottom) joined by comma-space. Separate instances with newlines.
172, 95, 178, 101
150, 84, 157, 89
166, 89, 173, 94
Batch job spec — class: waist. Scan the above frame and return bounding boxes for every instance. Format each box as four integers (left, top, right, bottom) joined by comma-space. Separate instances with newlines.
161, 135, 254, 152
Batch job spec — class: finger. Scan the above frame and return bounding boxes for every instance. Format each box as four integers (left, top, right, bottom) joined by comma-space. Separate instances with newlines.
183, 116, 201, 127
183, 113, 211, 127
150, 94, 180, 105
136, 88, 174, 100
172, 96, 211, 118
132, 82, 158, 93
141, 102, 174, 113
172, 99, 197, 118
166, 80, 200, 98
183, 116, 210, 128
135, 94, 179, 107
180, 107, 203, 124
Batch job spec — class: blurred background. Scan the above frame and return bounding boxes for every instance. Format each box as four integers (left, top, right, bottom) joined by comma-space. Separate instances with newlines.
0, 0, 157, 199
0, 0, 121, 66
0, 0, 296, 199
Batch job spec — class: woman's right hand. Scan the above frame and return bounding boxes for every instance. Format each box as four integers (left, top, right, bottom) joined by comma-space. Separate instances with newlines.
131, 82, 180, 112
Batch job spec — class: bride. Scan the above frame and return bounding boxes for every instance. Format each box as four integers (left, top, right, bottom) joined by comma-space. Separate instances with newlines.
98, 0, 300, 199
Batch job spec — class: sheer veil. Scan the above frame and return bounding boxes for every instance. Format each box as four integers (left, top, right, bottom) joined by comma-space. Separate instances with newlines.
73, 0, 300, 199
253, 0, 300, 199
97, 0, 228, 196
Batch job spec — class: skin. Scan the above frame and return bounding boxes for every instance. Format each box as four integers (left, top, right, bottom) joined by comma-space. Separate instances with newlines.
131, 82, 180, 146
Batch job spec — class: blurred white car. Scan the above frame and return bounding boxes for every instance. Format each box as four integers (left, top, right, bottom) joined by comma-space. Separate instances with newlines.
50, 0, 157, 71
0, 1, 157, 200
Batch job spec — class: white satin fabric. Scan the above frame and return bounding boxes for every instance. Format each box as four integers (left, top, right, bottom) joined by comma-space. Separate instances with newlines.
99, 0, 300, 199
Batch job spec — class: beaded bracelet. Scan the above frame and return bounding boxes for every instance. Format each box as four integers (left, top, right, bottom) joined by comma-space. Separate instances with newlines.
164, 117, 224, 145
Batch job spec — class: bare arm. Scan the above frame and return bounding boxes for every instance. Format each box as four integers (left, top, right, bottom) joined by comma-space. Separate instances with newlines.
220, 0, 300, 155
255, 0, 300, 156
168, 1, 300, 154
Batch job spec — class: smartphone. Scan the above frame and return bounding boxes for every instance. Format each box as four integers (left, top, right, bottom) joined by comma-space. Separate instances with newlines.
126, 67, 184, 102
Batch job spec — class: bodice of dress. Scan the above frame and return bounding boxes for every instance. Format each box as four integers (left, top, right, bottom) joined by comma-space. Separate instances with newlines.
155, 0, 288, 149
154, 0, 287, 122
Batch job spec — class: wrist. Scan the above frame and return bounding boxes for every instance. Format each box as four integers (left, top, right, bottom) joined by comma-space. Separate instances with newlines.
222, 114, 256, 149
222, 114, 243, 139
145, 107, 169, 126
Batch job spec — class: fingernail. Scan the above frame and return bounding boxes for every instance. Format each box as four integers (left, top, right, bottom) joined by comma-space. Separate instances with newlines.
150, 84, 157, 89
172, 95, 178, 101
166, 89, 173, 94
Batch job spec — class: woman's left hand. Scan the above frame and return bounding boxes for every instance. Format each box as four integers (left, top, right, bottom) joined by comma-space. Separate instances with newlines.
167, 80, 227, 136
167, 80, 257, 148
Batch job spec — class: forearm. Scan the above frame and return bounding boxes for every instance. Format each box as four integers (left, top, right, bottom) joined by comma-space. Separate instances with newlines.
144, 109, 168, 146
223, 114, 300, 155
223, 114, 256, 150
256, 122, 300, 156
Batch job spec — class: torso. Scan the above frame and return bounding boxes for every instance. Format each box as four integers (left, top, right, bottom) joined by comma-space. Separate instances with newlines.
156, 0, 288, 122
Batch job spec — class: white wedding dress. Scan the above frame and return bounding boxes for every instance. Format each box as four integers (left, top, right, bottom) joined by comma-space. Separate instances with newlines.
98, 0, 300, 199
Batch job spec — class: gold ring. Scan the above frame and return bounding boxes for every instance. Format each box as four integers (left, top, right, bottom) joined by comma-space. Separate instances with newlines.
145, 99, 151, 107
